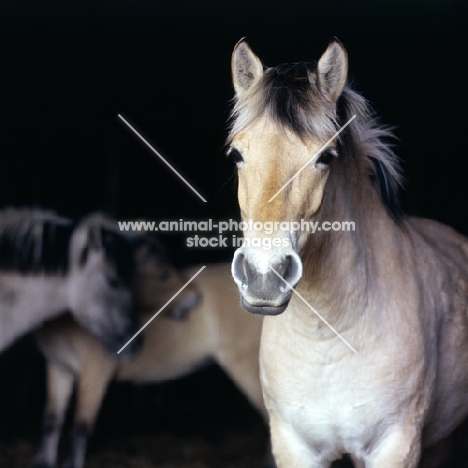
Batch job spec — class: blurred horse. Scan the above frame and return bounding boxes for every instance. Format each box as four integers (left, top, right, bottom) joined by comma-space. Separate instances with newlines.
0, 209, 143, 357
33, 262, 265, 468
228, 38, 468, 467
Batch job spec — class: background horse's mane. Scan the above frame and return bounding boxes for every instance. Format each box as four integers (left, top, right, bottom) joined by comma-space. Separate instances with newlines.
76, 212, 136, 285
228, 60, 403, 218
0, 208, 74, 274
76, 212, 168, 285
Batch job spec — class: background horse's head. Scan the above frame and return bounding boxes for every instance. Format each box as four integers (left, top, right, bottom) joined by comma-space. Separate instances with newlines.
228, 39, 400, 315
69, 213, 143, 357
130, 234, 201, 320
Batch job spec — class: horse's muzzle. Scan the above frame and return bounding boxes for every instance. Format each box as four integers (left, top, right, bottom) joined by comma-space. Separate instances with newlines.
232, 245, 302, 316
111, 330, 143, 359
241, 296, 290, 315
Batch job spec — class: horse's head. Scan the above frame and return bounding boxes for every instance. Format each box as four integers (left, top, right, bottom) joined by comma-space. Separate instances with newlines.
68, 214, 142, 357
229, 39, 349, 315
131, 235, 201, 320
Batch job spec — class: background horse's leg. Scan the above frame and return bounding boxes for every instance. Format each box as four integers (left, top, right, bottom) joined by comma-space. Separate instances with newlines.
63, 359, 116, 468
216, 352, 264, 416
217, 345, 275, 466
32, 362, 74, 468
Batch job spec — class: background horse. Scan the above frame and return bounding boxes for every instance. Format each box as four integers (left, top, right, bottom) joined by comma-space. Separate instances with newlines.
228, 39, 468, 467
0, 208, 142, 356
32, 262, 267, 468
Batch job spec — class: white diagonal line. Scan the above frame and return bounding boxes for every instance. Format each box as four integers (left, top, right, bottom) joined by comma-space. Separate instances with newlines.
268, 115, 356, 202
117, 266, 206, 354
118, 114, 207, 203
270, 267, 357, 353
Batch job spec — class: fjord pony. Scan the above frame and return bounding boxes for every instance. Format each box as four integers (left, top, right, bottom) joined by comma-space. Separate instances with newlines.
33, 263, 265, 468
228, 39, 468, 467
0, 209, 142, 356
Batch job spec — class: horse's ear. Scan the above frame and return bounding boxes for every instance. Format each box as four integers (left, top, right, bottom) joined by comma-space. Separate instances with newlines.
231, 38, 263, 96
317, 39, 348, 101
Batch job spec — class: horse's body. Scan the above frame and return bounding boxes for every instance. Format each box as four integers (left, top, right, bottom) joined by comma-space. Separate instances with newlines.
33, 262, 265, 468
228, 39, 468, 467
0, 209, 143, 356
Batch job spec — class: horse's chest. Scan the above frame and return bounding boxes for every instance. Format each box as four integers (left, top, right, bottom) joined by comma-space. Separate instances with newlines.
260, 315, 422, 453
262, 350, 375, 448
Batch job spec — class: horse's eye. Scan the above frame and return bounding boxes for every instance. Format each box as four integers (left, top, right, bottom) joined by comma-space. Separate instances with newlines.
158, 270, 170, 282
107, 277, 122, 289
228, 148, 244, 165
316, 149, 336, 168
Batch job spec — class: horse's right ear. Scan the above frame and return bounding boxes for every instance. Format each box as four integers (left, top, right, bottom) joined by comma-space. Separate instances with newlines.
231, 38, 263, 96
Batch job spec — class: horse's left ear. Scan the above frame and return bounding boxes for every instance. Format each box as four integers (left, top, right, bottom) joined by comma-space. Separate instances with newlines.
317, 39, 348, 101
231, 38, 264, 96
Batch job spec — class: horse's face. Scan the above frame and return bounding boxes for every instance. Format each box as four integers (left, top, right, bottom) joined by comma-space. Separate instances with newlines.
232, 119, 335, 240
229, 39, 348, 315
131, 240, 201, 320
69, 220, 142, 357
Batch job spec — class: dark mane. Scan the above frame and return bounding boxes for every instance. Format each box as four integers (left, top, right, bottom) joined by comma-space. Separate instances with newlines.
77, 213, 172, 286
262, 62, 338, 137
76, 212, 137, 285
0, 208, 74, 275
229, 60, 337, 142
335, 86, 403, 219
229, 60, 403, 218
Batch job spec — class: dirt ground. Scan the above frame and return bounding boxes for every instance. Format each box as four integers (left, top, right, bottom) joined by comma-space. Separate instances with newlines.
0, 428, 271, 468
0, 338, 467, 468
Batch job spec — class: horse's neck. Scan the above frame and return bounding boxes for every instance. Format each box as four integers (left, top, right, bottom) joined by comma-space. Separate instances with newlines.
298, 196, 402, 328
0, 274, 70, 352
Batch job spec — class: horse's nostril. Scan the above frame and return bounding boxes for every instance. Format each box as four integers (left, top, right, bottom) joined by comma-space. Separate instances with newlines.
232, 251, 246, 284
281, 255, 292, 277
282, 254, 302, 288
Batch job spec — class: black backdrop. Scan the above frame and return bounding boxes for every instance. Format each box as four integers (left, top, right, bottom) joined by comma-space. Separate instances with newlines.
0, 0, 467, 464
1, 0, 467, 265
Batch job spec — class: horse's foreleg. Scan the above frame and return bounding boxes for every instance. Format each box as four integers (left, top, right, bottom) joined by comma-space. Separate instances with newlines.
32, 362, 74, 468
365, 424, 421, 468
62, 360, 115, 468
269, 414, 330, 468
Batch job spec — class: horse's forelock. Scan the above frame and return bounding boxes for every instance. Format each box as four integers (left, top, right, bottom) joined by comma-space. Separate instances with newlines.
229, 62, 403, 218
229, 61, 337, 143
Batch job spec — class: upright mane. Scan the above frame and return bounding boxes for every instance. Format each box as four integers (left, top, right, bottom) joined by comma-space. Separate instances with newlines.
77, 212, 140, 285
228, 60, 403, 218
0, 208, 74, 275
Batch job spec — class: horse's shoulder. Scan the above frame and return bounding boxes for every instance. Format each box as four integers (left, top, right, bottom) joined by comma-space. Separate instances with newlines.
408, 217, 467, 245
407, 216, 468, 274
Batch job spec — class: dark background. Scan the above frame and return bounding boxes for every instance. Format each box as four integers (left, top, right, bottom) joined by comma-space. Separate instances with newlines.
0, 0, 467, 466
1, 0, 467, 263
